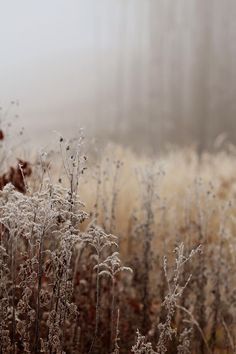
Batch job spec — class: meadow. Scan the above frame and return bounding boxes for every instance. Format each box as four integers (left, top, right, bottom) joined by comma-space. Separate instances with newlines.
0, 132, 236, 353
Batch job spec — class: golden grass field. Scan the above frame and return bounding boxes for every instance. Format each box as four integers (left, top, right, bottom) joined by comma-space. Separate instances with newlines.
1, 137, 236, 353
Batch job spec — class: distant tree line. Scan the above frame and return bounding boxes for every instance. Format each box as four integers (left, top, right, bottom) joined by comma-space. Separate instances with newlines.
88, 0, 236, 152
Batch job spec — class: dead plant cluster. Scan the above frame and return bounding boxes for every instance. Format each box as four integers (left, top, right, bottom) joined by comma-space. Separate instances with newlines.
0, 136, 236, 353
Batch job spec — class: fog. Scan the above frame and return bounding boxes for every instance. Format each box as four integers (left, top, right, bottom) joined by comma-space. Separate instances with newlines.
1, 0, 236, 151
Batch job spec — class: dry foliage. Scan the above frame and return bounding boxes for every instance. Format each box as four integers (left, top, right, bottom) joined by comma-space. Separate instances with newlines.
0, 136, 236, 353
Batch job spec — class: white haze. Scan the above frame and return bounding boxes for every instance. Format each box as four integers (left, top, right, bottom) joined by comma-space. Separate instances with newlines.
0, 0, 236, 150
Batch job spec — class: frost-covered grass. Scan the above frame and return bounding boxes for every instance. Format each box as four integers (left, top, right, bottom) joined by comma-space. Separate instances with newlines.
1, 137, 236, 353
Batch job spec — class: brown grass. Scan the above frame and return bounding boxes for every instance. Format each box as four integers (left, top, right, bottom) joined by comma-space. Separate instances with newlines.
1, 139, 236, 353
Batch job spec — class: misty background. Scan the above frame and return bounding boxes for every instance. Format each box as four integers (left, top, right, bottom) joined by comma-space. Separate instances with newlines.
0, 0, 236, 152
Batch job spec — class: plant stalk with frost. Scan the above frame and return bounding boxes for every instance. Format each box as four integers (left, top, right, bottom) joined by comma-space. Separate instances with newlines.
83, 224, 118, 353
98, 251, 132, 351
132, 243, 201, 354
156, 243, 201, 354
131, 330, 157, 354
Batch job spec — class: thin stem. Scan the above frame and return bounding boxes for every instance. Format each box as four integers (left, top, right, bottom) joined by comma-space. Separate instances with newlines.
88, 251, 100, 354
176, 305, 211, 354
34, 227, 45, 354
11, 232, 16, 354
110, 278, 116, 353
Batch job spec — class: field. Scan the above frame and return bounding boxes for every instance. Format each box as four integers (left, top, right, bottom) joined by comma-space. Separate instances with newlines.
0, 134, 236, 353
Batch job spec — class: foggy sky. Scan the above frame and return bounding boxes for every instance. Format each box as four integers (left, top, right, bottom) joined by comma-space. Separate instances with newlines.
1, 1, 236, 150
0, 0, 122, 143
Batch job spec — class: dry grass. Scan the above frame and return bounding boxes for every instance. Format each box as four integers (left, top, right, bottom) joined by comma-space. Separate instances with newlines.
1, 137, 236, 353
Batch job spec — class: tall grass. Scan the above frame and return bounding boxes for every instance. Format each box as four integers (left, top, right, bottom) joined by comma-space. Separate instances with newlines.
0, 136, 236, 353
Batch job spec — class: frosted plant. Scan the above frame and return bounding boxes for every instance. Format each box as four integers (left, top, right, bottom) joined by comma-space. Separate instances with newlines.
16, 287, 36, 353
135, 163, 163, 333
98, 251, 132, 279
156, 243, 201, 354
131, 330, 156, 354
177, 328, 192, 354
82, 224, 118, 254
0, 244, 11, 353
131, 243, 200, 354
0, 178, 87, 353
98, 251, 132, 351
0, 183, 41, 353
41, 183, 86, 353
58, 132, 87, 204
82, 224, 118, 353
176, 305, 210, 353
111, 308, 120, 354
